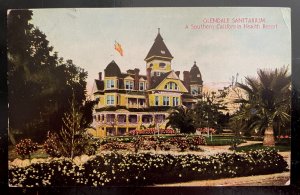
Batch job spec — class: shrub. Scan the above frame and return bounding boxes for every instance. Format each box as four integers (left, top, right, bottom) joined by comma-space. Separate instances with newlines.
189, 135, 207, 146
132, 136, 144, 153
196, 128, 216, 134
43, 132, 61, 158
9, 149, 288, 187
101, 141, 128, 151
128, 128, 175, 136
15, 139, 38, 159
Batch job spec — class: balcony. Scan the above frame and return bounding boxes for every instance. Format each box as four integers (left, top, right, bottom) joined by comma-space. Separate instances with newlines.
127, 98, 146, 109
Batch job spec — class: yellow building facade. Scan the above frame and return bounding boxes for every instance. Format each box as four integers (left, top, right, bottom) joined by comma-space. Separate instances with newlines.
91, 30, 204, 137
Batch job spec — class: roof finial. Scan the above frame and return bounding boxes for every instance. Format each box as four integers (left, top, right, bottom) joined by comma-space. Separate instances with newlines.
194, 61, 196, 65
158, 28, 160, 34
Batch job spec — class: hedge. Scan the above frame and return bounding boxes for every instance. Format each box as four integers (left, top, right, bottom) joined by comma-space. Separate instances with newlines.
9, 149, 288, 187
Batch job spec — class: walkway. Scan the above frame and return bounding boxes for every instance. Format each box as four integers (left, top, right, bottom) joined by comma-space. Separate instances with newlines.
156, 172, 290, 186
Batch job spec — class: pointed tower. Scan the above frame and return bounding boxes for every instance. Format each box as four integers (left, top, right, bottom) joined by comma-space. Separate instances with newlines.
145, 28, 173, 77
189, 61, 203, 96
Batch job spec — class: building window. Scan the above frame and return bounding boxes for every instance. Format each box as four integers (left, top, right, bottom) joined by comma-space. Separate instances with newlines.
139, 82, 145, 91
191, 86, 199, 95
173, 97, 179, 106
163, 96, 169, 106
106, 80, 115, 89
125, 80, 134, 90
164, 82, 178, 90
154, 96, 159, 106
159, 63, 166, 68
106, 95, 115, 105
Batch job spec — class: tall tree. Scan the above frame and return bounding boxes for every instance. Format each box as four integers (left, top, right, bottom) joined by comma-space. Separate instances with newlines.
194, 89, 230, 132
234, 66, 291, 146
7, 10, 94, 143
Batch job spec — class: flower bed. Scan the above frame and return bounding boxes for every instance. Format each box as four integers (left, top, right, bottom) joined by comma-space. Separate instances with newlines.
9, 149, 288, 187
196, 128, 216, 134
128, 128, 175, 135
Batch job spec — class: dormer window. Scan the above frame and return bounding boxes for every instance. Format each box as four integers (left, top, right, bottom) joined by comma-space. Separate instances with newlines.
159, 63, 166, 68
161, 50, 165, 54
106, 80, 115, 89
125, 80, 134, 90
164, 82, 179, 91
197, 74, 201, 78
139, 82, 145, 91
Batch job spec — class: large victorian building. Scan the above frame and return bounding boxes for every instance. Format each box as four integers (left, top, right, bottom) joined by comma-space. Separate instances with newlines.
91, 30, 203, 137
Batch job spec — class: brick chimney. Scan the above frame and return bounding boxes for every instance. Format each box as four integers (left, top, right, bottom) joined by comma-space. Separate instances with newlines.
98, 72, 102, 80
183, 71, 190, 90
175, 71, 180, 78
147, 68, 152, 89
134, 68, 140, 90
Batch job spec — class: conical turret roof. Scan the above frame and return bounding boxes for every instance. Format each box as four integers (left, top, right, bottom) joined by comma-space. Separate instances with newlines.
145, 30, 173, 61
190, 61, 203, 85
104, 60, 121, 77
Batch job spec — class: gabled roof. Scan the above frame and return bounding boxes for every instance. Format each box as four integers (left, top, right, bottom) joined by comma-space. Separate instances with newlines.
145, 32, 173, 61
150, 71, 171, 89
95, 79, 104, 91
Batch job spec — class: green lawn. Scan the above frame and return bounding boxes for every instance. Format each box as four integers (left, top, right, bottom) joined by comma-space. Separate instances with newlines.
8, 145, 49, 161
205, 136, 245, 146
235, 143, 291, 152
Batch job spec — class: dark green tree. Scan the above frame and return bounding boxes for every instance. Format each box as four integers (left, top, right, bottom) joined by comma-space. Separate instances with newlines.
7, 10, 95, 143
166, 106, 196, 134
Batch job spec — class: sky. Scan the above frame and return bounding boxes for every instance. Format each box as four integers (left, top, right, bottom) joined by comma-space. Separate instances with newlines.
30, 7, 291, 95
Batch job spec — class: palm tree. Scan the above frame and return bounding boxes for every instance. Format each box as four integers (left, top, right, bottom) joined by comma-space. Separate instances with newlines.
166, 106, 196, 134
234, 66, 290, 146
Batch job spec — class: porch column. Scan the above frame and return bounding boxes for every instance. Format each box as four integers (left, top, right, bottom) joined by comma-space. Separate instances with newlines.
152, 114, 155, 124
126, 114, 129, 126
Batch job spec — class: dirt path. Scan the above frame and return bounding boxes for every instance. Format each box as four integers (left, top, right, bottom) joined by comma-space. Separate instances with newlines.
156, 172, 290, 186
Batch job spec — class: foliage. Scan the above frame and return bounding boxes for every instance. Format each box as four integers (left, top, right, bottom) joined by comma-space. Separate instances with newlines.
128, 128, 175, 136
194, 89, 230, 131
189, 136, 207, 146
166, 106, 196, 134
15, 139, 38, 159
196, 127, 216, 134
101, 141, 129, 151
9, 149, 288, 187
7, 10, 94, 142
57, 94, 95, 159
235, 143, 291, 152
232, 66, 291, 145
132, 136, 144, 153
43, 132, 61, 158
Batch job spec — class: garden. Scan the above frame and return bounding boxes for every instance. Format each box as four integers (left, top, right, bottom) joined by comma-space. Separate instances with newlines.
8, 129, 290, 187
7, 10, 291, 187
9, 147, 288, 187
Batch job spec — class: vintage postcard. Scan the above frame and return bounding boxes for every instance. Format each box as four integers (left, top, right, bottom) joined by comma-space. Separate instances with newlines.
8, 7, 291, 187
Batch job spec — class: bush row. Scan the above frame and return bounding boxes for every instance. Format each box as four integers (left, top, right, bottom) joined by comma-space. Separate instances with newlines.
101, 135, 207, 152
9, 149, 288, 187
128, 128, 175, 136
